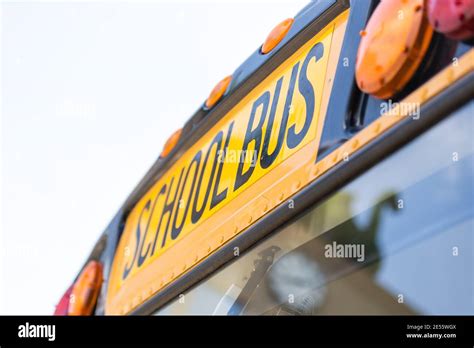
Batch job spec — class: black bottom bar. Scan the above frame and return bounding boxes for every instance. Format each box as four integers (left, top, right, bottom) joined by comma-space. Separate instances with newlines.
0, 315, 473, 346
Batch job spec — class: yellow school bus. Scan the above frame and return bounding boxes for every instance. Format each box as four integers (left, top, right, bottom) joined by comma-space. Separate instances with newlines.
55, 0, 474, 316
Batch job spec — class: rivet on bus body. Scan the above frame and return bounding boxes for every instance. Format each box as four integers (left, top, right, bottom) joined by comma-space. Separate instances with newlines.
352, 139, 359, 150
446, 69, 455, 83
374, 122, 381, 133
420, 88, 428, 102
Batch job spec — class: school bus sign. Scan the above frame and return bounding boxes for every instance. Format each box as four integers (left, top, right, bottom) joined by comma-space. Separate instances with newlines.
106, 11, 349, 314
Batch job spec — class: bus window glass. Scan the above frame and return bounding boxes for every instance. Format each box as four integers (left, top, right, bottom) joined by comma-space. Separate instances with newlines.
154, 101, 474, 315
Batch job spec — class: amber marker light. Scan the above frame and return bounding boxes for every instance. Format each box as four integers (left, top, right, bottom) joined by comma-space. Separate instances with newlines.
355, 0, 434, 99
261, 18, 294, 54
161, 128, 182, 158
68, 260, 103, 316
205, 75, 232, 109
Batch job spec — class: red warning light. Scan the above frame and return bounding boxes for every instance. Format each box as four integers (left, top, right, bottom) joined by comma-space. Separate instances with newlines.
427, 0, 474, 40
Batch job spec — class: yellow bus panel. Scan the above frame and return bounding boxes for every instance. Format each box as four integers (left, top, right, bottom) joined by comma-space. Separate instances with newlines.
106, 10, 350, 315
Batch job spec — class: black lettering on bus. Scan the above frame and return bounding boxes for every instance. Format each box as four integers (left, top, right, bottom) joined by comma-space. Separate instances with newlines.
137, 184, 167, 267
287, 42, 323, 149
150, 171, 182, 255
210, 121, 234, 209
171, 151, 201, 240
234, 92, 269, 191
260, 78, 283, 169
192, 132, 223, 223
260, 62, 299, 169
123, 199, 151, 280
159, 169, 183, 247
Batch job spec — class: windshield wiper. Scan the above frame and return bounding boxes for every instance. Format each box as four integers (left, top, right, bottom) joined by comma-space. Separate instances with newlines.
227, 245, 281, 315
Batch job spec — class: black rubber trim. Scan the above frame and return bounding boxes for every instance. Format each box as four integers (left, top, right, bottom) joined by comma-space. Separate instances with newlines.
317, 0, 377, 159
130, 70, 474, 315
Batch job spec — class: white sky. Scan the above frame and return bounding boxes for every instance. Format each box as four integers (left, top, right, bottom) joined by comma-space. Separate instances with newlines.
0, 0, 308, 314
